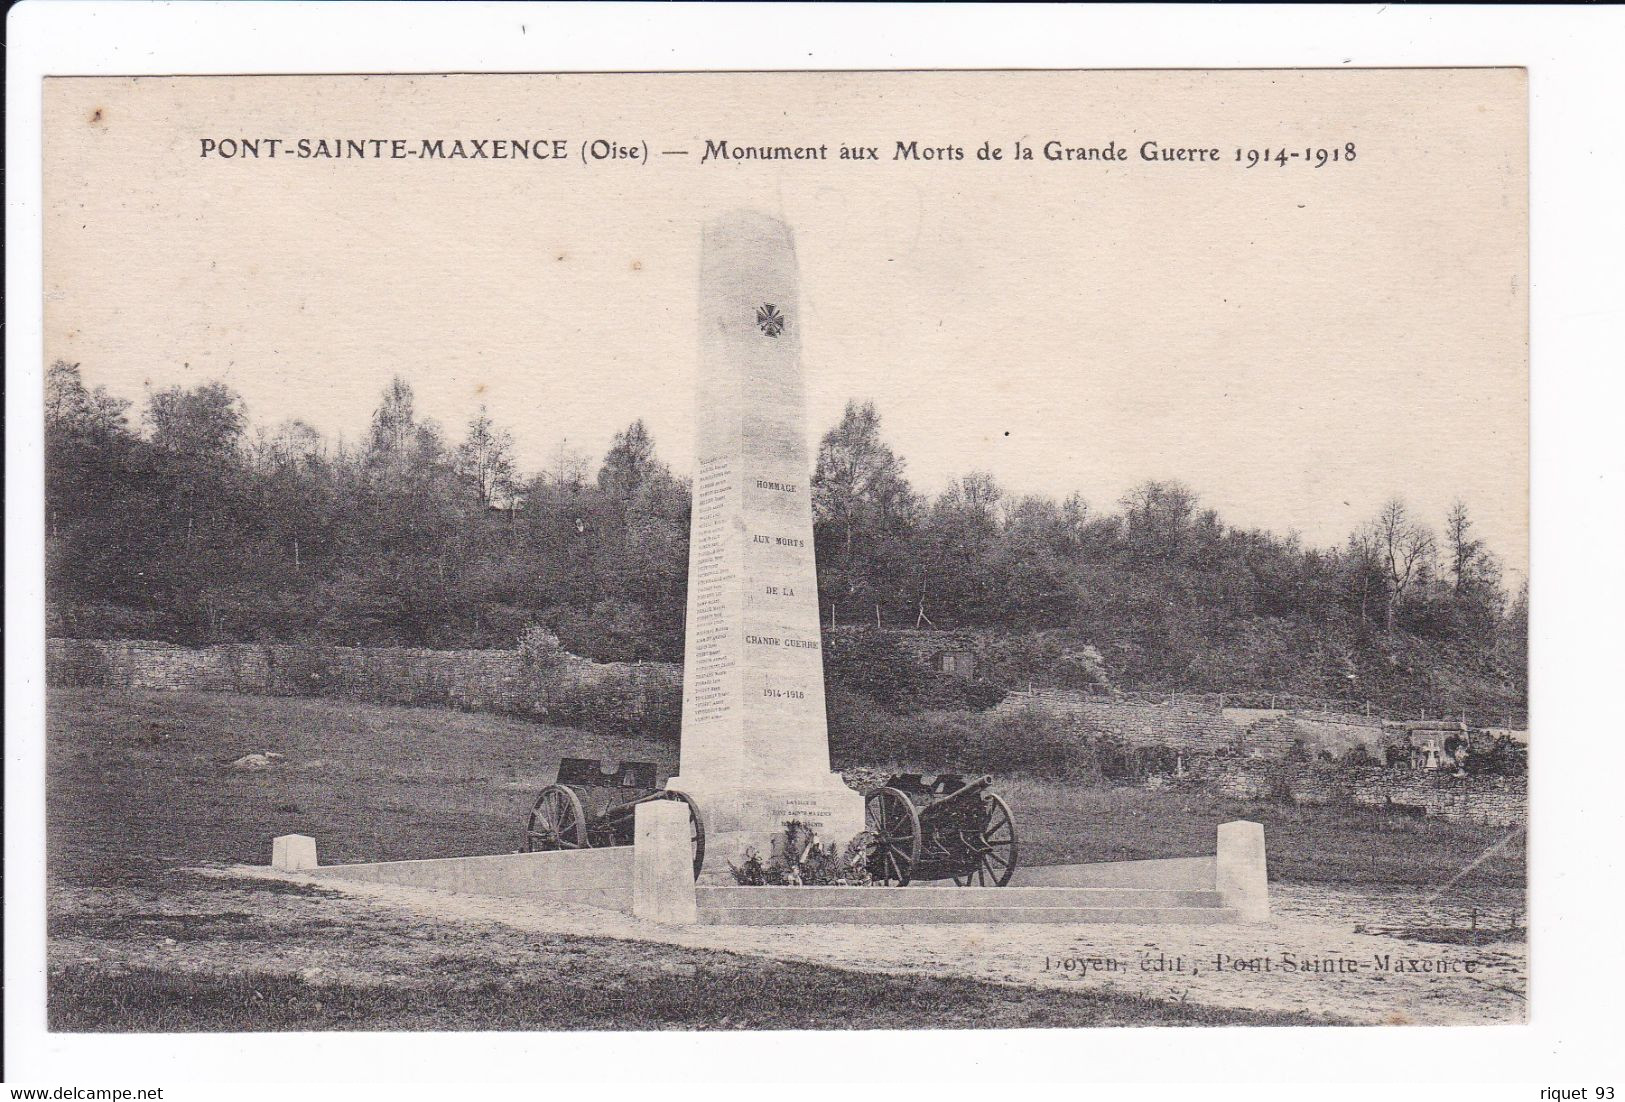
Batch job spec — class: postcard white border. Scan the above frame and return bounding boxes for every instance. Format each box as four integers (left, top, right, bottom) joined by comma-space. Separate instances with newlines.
7, 2, 1624, 1094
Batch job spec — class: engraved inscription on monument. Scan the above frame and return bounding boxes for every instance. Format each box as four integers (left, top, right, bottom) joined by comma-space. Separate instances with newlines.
689, 456, 736, 724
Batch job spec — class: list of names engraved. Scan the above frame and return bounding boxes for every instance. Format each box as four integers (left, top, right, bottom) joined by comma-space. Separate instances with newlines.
690, 456, 735, 722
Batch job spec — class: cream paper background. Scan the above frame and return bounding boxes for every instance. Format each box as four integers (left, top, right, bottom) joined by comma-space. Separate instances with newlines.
16, 20, 1593, 1079
42, 70, 1527, 578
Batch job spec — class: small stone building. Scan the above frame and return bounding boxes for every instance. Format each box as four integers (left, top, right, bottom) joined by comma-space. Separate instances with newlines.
932, 648, 977, 680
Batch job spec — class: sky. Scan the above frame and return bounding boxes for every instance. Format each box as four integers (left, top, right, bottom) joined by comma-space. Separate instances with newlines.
43, 70, 1528, 580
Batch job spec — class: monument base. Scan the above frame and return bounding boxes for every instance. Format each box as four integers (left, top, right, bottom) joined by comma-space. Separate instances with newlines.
666, 772, 867, 883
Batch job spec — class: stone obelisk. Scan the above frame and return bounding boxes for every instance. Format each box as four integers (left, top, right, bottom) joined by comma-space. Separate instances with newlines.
668, 211, 866, 878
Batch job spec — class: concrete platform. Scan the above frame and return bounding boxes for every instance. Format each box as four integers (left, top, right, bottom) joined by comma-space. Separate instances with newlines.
702, 886, 1226, 908
269, 818, 1268, 927
697, 885, 1239, 925
1000, 855, 1216, 890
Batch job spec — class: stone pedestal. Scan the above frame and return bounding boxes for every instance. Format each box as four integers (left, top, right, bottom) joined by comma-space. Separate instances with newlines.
1216, 820, 1270, 922
272, 834, 318, 871
668, 211, 866, 879
633, 801, 699, 924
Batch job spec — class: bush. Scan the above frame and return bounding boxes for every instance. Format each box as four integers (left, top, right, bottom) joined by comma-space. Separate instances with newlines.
1463, 736, 1528, 777
1133, 743, 1180, 777
728, 821, 875, 886
827, 687, 919, 767
501, 623, 681, 740
822, 631, 944, 712
978, 632, 1112, 693
960, 679, 1010, 710
51, 602, 171, 643
1339, 745, 1378, 768
827, 688, 1106, 780
516, 660, 682, 743
822, 630, 1007, 713
547, 600, 674, 664
517, 625, 565, 672
1086, 739, 1127, 781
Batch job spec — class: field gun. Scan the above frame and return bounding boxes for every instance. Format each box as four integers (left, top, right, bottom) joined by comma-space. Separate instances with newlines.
524, 757, 705, 879
864, 773, 1018, 886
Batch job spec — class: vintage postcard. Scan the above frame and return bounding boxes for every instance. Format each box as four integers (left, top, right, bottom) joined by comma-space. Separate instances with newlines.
37, 68, 1527, 1037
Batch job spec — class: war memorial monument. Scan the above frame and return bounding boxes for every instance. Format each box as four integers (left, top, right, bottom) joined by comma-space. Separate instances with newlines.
665, 211, 868, 876
270, 211, 1266, 926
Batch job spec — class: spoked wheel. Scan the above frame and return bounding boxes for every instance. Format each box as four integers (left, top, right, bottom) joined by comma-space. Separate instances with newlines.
865, 787, 922, 886
660, 789, 707, 880
953, 793, 1018, 886
525, 784, 587, 852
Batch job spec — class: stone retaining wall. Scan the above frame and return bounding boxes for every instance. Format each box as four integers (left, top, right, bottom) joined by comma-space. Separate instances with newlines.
1242, 713, 1387, 759
996, 691, 1252, 754
998, 688, 1400, 760
46, 637, 682, 731
1202, 761, 1526, 828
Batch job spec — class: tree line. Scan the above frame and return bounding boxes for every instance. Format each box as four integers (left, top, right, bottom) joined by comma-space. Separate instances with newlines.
44, 364, 1527, 714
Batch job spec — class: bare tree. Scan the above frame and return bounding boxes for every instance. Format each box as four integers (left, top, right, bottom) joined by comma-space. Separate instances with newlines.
46, 360, 130, 438
251, 418, 326, 471
1344, 527, 1385, 626
364, 375, 444, 484
954, 471, 1004, 517
547, 438, 591, 490
367, 375, 417, 457
1367, 498, 1436, 631
1444, 500, 1477, 594
454, 405, 518, 506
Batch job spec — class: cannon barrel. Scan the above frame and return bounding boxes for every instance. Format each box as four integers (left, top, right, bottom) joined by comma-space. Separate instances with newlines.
914, 775, 994, 823
593, 789, 666, 828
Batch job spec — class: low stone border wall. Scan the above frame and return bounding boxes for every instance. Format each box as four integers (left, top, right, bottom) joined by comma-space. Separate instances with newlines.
275, 835, 638, 914
270, 800, 698, 922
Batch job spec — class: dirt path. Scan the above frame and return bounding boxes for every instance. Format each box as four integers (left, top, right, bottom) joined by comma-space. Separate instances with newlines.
220, 867, 1525, 1026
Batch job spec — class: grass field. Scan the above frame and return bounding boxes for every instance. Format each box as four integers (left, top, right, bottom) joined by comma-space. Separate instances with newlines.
47, 688, 1524, 891
985, 776, 1524, 889
47, 688, 643, 885
44, 688, 1521, 1030
49, 871, 1318, 1031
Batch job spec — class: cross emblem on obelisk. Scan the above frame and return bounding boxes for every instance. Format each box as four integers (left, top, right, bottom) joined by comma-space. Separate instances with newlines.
755, 303, 786, 338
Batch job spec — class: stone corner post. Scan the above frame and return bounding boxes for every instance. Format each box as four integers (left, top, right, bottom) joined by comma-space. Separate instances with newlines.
633, 800, 699, 925
271, 834, 318, 871
1216, 820, 1269, 922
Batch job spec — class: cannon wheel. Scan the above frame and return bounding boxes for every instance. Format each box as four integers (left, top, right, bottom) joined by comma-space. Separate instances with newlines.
660, 789, 707, 880
952, 792, 1018, 887
525, 784, 588, 852
865, 787, 922, 886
